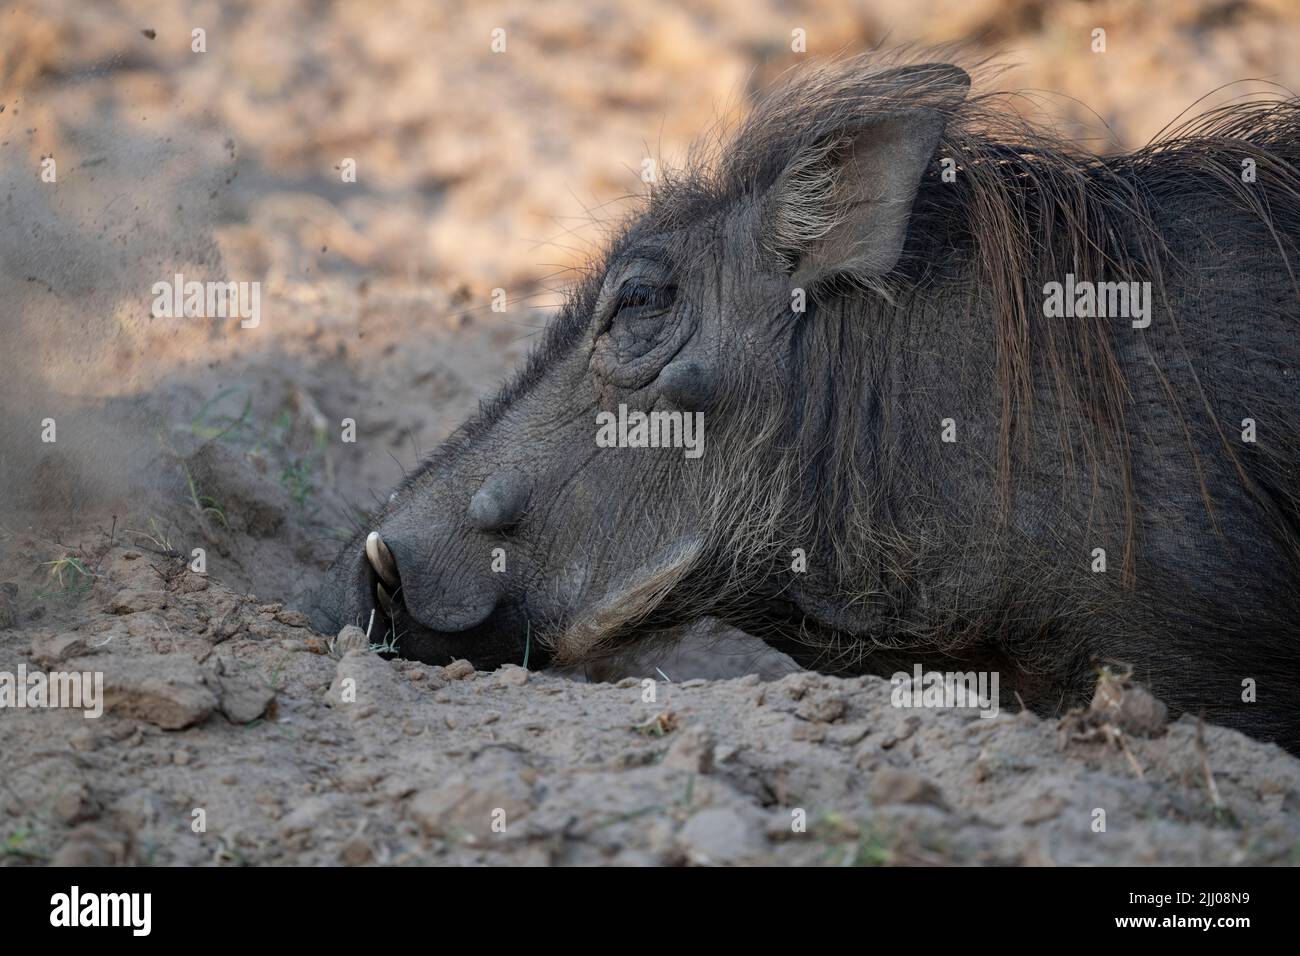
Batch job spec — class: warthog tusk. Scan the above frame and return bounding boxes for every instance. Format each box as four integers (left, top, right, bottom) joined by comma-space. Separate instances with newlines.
376, 581, 393, 615
365, 531, 399, 587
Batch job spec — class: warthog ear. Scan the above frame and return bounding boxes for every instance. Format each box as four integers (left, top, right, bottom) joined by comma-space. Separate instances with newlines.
762, 63, 969, 283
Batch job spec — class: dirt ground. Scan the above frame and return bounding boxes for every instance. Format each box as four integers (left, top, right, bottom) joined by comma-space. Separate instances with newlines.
6, 562, 1300, 865
2, 0, 1300, 866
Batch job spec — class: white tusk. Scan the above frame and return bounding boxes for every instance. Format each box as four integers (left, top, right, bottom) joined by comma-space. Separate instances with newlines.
365, 531, 399, 587
376, 581, 393, 615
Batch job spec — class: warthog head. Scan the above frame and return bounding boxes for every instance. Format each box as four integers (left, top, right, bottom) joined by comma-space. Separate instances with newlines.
317, 60, 980, 669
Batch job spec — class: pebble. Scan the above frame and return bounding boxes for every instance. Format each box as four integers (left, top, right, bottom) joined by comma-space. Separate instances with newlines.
790, 722, 827, 743
340, 838, 375, 866
274, 608, 312, 628
826, 722, 871, 746
796, 692, 845, 723
53, 783, 98, 825
109, 588, 167, 614
407, 773, 533, 839
280, 796, 333, 835
29, 632, 89, 666
335, 625, 370, 656
664, 726, 715, 773
1090, 676, 1168, 737
216, 671, 276, 724
868, 768, 949, 809
495, 664, 528, 686
443, 659, 476, 681
51, 825, 127, 866
678, 807, 765, 865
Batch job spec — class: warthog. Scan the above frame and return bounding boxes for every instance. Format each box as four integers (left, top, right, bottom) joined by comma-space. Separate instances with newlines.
316, 57, 1300, 751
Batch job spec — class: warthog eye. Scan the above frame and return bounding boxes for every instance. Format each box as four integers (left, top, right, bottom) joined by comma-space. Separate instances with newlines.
591, 259, 690, 387
614, 278, 676, 318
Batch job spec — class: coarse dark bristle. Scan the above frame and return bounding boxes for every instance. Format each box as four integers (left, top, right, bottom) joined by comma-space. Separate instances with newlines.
410, 51, 1300, 562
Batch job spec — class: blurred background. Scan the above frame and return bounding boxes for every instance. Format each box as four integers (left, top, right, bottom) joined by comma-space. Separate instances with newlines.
1, 0, 1297, 610
5, 0, 1297, 287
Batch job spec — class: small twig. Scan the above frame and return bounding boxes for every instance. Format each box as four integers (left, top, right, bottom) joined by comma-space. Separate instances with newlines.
1113, 728, 1145, 779
162, 618, 179, 653
1196, 712, 1222, 810
121, 530, 183, 559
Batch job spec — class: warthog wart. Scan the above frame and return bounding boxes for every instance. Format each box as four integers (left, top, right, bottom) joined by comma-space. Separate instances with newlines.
316, 55, 1300, 751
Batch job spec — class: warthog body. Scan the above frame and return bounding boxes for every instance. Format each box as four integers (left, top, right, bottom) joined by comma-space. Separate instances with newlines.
317, 58, 1300, 751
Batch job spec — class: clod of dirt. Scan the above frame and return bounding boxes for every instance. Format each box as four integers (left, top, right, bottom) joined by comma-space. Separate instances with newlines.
274, 608, 311, 628
407, 773, 535, 840
30, 631, 92, 666
664, 725, 715, 773
279, 796, 337, 835
495, 664, 528, 686
635, 710, 679, 736
826, 722, 871, 746
93, 651, 273, 728
678, 807, 766, 865
796, 691, 846, 723
442, 659, 476, 680
109, 589, 167, 614
52, 782, 99, 825
49, 825, 130, 866
99, 654, 218, 729
214, 671, 276, 724
868, 769, 950, 810
339, 838, 375, 866
1088, 668, 1169, 737
326, 647, 412, 719
335, 624, 369, 656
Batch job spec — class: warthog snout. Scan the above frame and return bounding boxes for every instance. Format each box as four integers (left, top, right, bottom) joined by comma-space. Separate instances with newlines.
337, 508, 533, 670
365, 526, 500, 633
